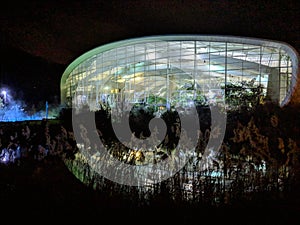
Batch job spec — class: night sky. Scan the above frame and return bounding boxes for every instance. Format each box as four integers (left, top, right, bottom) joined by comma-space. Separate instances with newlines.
0, 0, 299, 106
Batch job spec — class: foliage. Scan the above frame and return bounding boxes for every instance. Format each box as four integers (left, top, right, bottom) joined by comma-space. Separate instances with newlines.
52, 99, 300, 208
223, 79, 264, 111
146, 94, 166, 106
129, 103, 156, 138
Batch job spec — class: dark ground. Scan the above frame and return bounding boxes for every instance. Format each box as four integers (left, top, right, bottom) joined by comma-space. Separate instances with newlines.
1, 155, 300, 225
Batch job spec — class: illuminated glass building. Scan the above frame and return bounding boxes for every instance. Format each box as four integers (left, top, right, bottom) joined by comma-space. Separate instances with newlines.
60, 35, 299, 111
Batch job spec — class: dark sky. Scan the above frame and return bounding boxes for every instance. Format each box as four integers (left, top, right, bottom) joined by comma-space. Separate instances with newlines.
0, 0, 299, 106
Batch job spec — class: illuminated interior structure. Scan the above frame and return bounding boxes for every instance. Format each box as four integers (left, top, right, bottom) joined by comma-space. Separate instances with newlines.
60, 35, 299, 111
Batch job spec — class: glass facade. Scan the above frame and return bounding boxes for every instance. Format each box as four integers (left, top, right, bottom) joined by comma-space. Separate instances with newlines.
61, 35, 298, 111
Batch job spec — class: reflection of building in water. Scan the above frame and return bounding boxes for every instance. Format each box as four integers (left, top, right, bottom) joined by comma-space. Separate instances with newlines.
61, 35, 299, 110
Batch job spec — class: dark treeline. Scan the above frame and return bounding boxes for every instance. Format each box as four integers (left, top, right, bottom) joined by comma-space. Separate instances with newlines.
0, 102, 300, 224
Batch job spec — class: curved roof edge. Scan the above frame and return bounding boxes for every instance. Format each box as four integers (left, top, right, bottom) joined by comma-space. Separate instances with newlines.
60, 34, 300, 106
